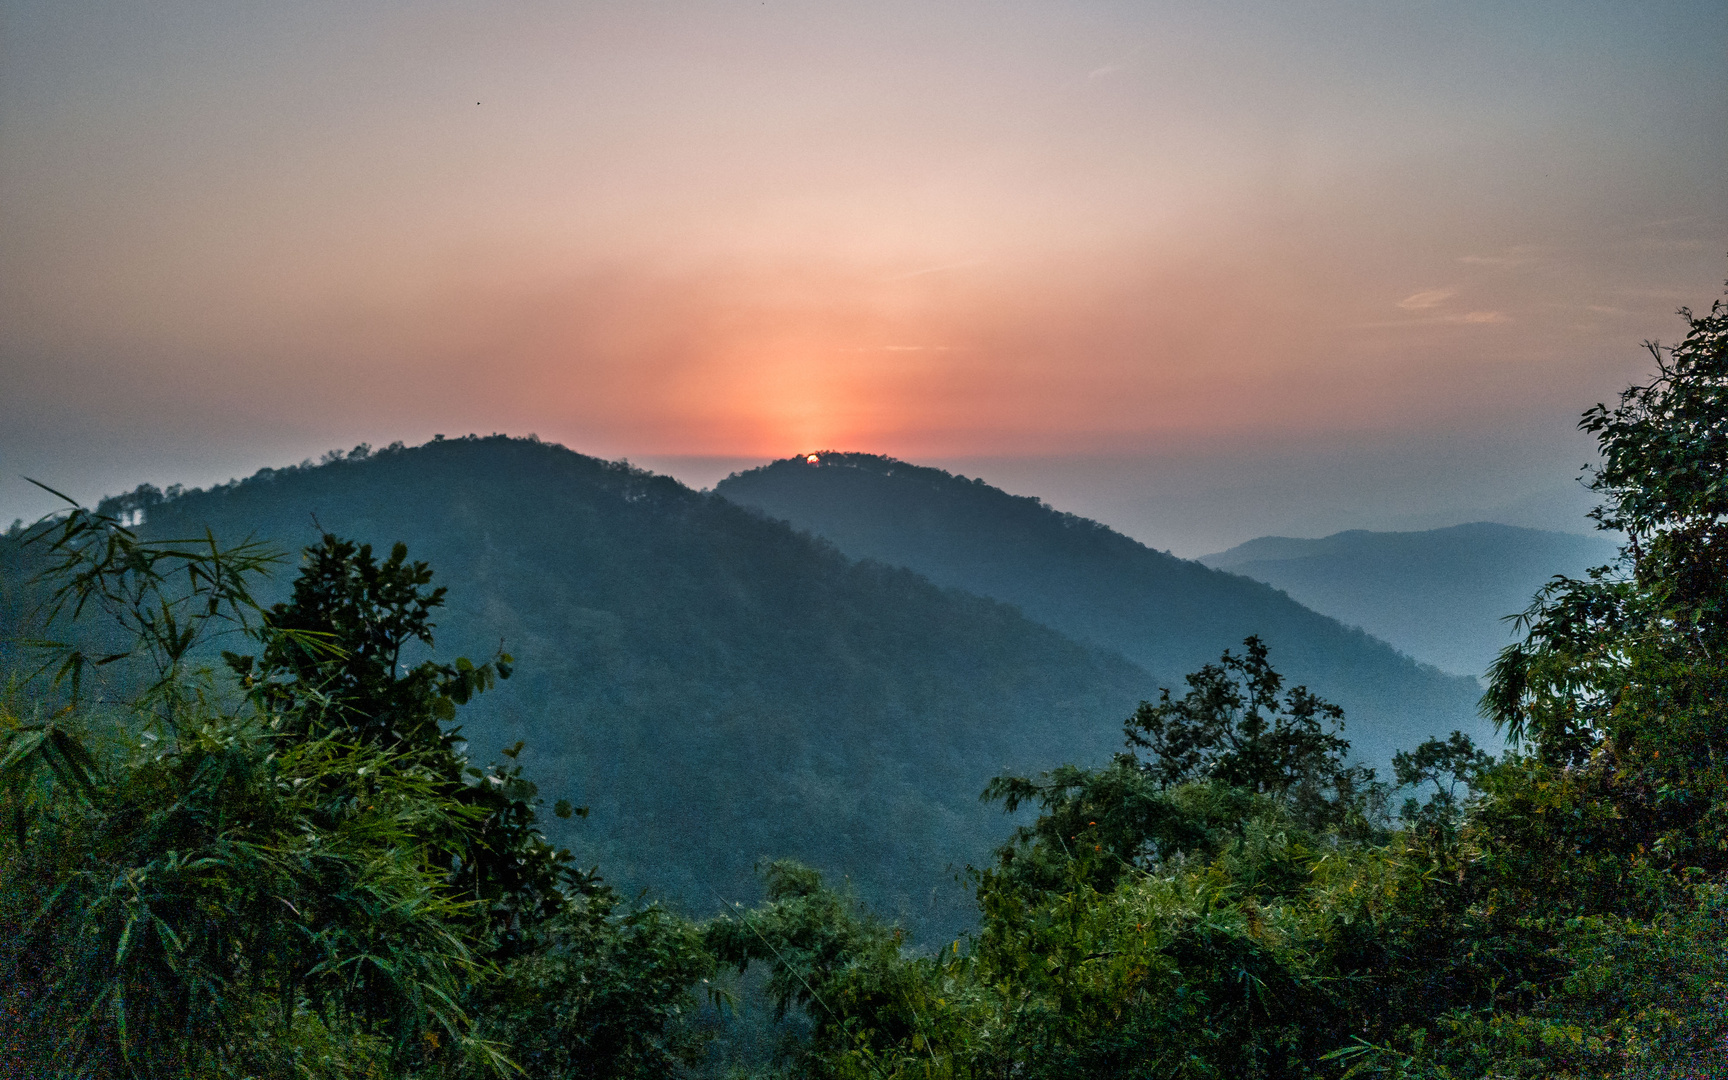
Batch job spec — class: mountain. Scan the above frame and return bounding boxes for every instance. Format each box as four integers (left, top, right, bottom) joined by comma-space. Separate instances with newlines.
1199, 523, 1621, 677
714, 452, 1493, 769
2, 436, 1153, 938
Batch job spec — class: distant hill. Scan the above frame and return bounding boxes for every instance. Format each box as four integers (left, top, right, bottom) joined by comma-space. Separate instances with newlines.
715, 453, 1493, 769
2, 437, 1153, 939
1198, 523, 1621, 677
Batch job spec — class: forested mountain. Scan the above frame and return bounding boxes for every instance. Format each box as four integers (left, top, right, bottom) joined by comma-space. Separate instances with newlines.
715, 453, 1492, 767
1, 436, 1153, 936
1200, 523, 1620, 676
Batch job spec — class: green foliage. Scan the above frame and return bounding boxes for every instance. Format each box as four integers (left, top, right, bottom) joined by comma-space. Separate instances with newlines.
708, 795, 1446, 1078
1122, 636, 1379, 828
980, 638, 1385, 903
17, 483, 280, 720
1, 505, 498, 1076
1327, 887, 1728, 1078
698, 646, 1447, 1078
982, 762, 1266, 894
481, 891, 717, 1078
220, 531, 581, 938
1486, 294, 1728, 755
1481, 293, 1728, 872
227, 533, 508, 749
1392, 731, 1494, 834
706, 861, 959, 1079
1323, 292, 1728, 1074
1, 714, 490, 1077
0, 497, 714, 1079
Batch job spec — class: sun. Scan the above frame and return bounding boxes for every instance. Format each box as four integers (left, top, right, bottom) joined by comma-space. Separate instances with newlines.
806, 454, 821, 464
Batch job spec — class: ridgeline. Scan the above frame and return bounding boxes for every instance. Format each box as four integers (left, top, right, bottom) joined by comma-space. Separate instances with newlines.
717, 452, 1493, 768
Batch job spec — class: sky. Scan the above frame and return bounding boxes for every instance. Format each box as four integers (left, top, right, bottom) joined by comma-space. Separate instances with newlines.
2, 0, 1724, 555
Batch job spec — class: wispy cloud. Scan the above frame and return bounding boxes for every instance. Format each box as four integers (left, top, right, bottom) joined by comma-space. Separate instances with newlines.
887, 259, 986, 281
1352, 311, 1509, 329
1615, 286, 1710, 301
1457, 246, 1543, 268
1634, 237, 1707, 253
1397, 288, 1456, 310
1086, 43, 1144, 82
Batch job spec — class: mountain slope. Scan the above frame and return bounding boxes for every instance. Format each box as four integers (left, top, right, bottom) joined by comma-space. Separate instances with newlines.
715, 453, 1493, 768
1199, 523, 1620, 677
8, 437, 1154, 937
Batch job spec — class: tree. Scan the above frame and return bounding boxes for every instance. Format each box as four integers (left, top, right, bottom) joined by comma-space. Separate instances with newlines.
1, 503, 717, 1079
1322, 286, 1728, 1077
226, 533, 509, 751
1123, 635, 1369, 811
222, 533, 585, 933
1392, 730, 1495, 834
1484, 289, 1728, 873
1, 503, 497, 1077
980, 637, 1385, 905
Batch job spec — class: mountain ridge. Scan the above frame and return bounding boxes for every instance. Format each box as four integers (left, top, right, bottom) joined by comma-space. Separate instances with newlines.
1197, 522, 1621, 676
715, 451, 1494, 769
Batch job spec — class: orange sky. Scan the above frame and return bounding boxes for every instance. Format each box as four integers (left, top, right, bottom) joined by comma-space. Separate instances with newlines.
2, 0, 1724, 551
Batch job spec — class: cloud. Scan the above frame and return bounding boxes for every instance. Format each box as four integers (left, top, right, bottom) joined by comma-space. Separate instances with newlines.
1457, 246, 1543, 268
1397, 288, 1456, 310
1087, 43, 1142, 81
886, 259, 986, 281
1641, 216, 1700, 229
1350, 310, 1510, 329
1635, 238, 1708, 253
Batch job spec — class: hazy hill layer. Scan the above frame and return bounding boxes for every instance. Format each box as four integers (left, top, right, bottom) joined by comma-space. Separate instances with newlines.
9, 437, 1154, 937
1199, 524, 1620, 677
715, 453, 1493, 767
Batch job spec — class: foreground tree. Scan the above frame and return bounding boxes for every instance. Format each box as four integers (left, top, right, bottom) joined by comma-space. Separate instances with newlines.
1, 510, 494, 1076
1342, 287, 1728, 1076
1483, 289, 1728, 871
0, 507, 714, 1079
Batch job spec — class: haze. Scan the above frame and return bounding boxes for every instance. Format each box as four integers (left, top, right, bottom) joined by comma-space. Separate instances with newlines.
3, 0, 1724, 554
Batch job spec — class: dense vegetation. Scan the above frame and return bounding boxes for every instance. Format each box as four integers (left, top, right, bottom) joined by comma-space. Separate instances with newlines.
715, 453, 1489, 768
1199, 523, 1619, 676
3, 289, 1726, 1077
1, 514, 715, 1077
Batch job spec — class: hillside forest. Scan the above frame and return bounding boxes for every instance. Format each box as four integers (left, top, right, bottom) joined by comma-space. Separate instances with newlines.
2, 292, 1727, 1077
